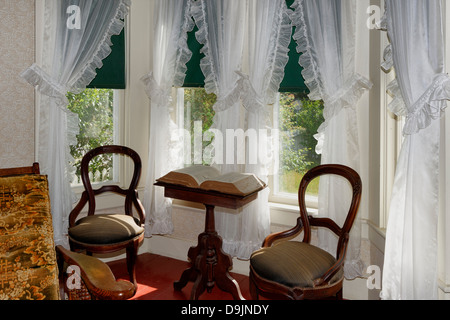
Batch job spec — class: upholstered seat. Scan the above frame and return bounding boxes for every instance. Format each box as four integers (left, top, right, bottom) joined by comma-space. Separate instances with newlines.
249, 164, 362, 300
69, 214, 144, 245
250, 241, 343, 288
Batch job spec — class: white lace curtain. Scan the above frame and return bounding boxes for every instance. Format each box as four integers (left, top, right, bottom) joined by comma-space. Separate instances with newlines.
290, 0, 372, 279
141, 0, 194, 237
380, 0, 450, 300
21, 0, 130, 246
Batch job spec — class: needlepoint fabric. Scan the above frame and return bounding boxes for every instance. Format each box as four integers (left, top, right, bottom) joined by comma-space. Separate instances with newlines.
0, 175, 59, 300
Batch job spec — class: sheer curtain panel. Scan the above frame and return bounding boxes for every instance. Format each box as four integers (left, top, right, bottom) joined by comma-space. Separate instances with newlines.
290, 0, 372, 278
21, 0, 130, 246
141, 0, 194, 236
380, 0, 450, 300
237, 0, 292, 259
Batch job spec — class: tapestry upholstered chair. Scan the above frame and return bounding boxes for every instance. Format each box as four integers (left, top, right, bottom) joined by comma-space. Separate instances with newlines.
68, 145, 145, 286
249, 164, 362, 300
0, 163, 135, 300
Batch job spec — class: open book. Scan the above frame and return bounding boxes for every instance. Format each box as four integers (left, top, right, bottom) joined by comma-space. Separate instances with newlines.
156, 165, 266, 197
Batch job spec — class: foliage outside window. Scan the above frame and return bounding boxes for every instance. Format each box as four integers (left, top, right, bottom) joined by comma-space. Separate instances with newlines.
67, 88, 116, 185
183, 88, 217, 165
278, 92, 324, 195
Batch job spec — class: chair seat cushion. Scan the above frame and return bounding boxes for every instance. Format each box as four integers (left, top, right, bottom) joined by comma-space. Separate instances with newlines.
69, 214, 144, 245
250, 241, 343, 288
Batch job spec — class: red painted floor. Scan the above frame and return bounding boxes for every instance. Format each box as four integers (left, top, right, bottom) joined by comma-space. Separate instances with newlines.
107, 253, 252, 300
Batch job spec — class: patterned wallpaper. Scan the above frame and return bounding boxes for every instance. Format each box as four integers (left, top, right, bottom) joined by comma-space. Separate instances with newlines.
0, 0, 35, 168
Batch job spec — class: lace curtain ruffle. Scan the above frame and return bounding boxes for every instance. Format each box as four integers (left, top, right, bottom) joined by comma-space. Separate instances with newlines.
21, 64, 69, 106
141, 72, 173, 108
256, 1, 292, 108
70, 0, 130, 92
290, 0, 323, 101
23, 0, 130, 98
380, 10, 450, 136
314, 74, 373, 154
190, 0, 219, 97
173, 0, 195, 88
385, 73, 450, 135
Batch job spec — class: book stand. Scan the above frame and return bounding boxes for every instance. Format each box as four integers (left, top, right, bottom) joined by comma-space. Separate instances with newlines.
155, 182, 262, 300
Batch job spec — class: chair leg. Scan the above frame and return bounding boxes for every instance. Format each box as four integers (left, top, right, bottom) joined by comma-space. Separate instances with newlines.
249, 274, 259, 300
336, 288, 343, 300
126, 238, 140, 287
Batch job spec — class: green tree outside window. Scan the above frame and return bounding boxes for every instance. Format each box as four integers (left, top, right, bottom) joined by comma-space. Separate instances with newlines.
67, 88, 115, 184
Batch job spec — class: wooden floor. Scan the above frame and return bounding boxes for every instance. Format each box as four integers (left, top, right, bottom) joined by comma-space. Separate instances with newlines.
107, 253, 252, 300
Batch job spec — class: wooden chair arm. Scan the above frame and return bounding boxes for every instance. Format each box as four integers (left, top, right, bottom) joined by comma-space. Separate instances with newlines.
262, 218, 304, 247
313, 261, 344, 287
313, 234, 349, 287
56, 245, 135, 300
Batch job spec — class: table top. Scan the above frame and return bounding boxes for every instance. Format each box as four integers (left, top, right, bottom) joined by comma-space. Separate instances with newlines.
154, 181, 263, 210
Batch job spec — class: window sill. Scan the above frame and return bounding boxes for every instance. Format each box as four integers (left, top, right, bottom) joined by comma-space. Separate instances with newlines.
172, 199, 314, 230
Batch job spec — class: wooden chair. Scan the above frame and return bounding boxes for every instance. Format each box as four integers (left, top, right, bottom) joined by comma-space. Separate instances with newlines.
68, 145, 145, 287
249, 164, 362, 300
0, 163, 135, 300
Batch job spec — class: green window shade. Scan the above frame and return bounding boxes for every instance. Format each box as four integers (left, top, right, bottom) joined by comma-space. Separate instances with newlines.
88, 29, 126, 89
278, 25, 309, 93
183, 25, 206, 88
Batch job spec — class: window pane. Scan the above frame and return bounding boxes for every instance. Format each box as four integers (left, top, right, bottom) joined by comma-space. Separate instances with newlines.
182, 88, 217, 165
67, 88, 116, 185
277, 92, 324, 196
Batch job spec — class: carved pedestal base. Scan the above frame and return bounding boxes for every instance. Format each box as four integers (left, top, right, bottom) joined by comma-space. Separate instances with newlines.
173, 205, 244, 300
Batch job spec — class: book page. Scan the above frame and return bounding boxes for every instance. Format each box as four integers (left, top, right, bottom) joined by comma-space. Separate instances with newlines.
199, 172, 266, 196
156, 165, 221, 187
